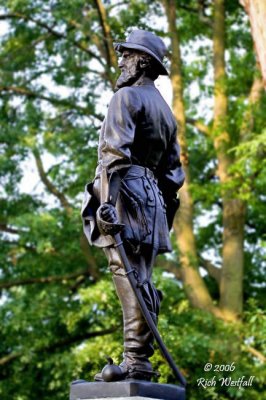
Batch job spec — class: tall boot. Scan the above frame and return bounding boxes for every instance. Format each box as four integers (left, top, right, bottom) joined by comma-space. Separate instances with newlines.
112, 273, 155, 380
96, 246, 161, 381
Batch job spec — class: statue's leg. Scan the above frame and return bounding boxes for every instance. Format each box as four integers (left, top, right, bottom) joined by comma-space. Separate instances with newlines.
104, 246, 161, 380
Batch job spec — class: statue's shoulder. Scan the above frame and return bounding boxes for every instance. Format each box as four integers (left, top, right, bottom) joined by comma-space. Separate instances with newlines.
111, 86, 142, 109
114, 86, 140, 98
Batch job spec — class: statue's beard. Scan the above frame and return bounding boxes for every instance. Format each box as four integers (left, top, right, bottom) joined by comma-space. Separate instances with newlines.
115, 64, 142, 90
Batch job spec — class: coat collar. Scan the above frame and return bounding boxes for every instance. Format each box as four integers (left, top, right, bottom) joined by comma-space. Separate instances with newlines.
132, 76, 155, 87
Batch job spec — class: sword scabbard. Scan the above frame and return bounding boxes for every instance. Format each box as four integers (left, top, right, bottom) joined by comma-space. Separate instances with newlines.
113, 233, 187, 387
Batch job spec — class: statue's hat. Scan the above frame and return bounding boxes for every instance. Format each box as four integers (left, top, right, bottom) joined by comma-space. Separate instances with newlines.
114, 30, 168, 75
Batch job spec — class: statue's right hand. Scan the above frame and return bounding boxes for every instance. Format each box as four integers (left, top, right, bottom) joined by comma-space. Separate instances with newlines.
96, 203, 124, 236
99, 203, 118, 223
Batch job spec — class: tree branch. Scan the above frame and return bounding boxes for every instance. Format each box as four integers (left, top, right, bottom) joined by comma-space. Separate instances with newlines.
186, 117, 211, 136
0, 223, 20, 235
178, 2, 212, 27
93, 0, 118, 89
0, 85, 102, 120
0, 12, 105, 67
199, 255, 221, 284
1, 239, 36, 252
0, 326, 119, 366
44, 326, 120, 353
0, 269, 92, 290
93, 0, 117, 70
108, 1, 130, 11
240, 69, 264, 142
32, 148, 72, 215
0, 352, 22, 366
80, 233, 100, 280
244, 346, 266, 363
154, 256, 182, 280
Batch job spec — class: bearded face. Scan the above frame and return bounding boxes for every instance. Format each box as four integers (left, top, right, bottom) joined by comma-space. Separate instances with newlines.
115, 50, 143, 90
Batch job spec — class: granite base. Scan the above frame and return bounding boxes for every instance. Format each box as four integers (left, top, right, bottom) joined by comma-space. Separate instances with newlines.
69, 380, 186, 400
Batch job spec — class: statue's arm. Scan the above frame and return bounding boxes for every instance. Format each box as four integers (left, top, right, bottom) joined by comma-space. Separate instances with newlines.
101, 87, 141, 175
157, 128, 185, 229
158, 127, 185, 192
96, 88, 141, 227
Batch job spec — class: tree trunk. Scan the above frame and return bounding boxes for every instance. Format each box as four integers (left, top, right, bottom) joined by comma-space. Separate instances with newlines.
163, 0, 221, 317
240, 0, 266, 89
213, 0, 245, 321
94, 0, 118, 89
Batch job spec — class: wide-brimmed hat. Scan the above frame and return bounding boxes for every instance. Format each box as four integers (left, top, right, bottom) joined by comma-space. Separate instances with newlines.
114, 30, 168, 75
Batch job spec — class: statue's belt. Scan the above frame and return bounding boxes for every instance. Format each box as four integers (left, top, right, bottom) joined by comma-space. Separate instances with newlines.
104, 164, 157, 207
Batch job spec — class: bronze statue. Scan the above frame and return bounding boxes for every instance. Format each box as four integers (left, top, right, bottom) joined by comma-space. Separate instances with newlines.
81, 29, 185, 383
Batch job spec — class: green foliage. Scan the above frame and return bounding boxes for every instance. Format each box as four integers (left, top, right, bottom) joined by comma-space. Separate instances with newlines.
0, 1, 265, 399
151, 276, 266, 400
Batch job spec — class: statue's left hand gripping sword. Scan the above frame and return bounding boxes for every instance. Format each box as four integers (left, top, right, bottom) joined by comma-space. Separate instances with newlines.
97, 169, 186, 387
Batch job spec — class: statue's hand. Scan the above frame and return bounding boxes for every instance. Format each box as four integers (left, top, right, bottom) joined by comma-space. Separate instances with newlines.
96, 203, 124, 236
99, 202, 118, 223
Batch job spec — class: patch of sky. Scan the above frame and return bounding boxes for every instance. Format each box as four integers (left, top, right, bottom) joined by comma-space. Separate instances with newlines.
19, 152, 65, 211
201, 248, 222, 271
196, 205, 220, 229
0, 16, 9, 36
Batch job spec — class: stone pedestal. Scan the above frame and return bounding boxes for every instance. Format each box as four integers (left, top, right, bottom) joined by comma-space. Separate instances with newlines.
69, 380, 185, 400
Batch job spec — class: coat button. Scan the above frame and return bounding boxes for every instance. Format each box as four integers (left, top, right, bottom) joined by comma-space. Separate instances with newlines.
146, 185, 151, 190
148, 197, 153, 202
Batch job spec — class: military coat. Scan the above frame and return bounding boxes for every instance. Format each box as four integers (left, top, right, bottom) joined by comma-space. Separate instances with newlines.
81, 78, 185, 253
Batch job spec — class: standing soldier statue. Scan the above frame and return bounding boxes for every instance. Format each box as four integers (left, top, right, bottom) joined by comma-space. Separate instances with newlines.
82, 30, 185, 383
